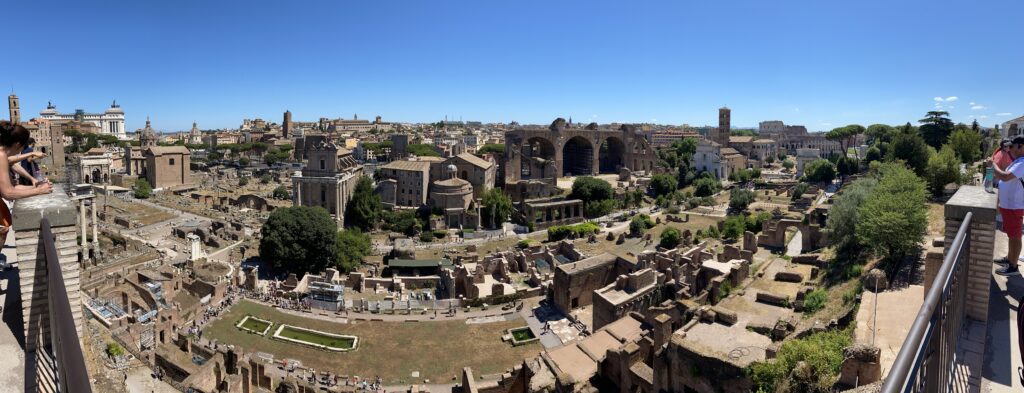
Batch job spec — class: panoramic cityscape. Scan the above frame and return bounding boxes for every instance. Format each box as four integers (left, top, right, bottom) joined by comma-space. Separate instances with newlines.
1, 1, 1023, 393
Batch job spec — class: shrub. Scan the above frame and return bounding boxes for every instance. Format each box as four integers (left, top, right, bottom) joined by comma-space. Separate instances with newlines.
649, 173, 678, 197
803, 289, 828, 314
133, 178, 152, 199
517, 239, 531, 248
419, 232, 434, 242
106, 342, 125, 357
748, 328, 853, 392
790, 183, 810, 202
238, 177, 249, 186
547, 222, 600, 241
693, 176, 721, 197
746, 211, 772, 233
722, 215, 746, 240
802, 159, 836, 183
629, 214, 655, 236
432, 230, 447, 239
660, 227, 681, 249
729, 188, 756, 212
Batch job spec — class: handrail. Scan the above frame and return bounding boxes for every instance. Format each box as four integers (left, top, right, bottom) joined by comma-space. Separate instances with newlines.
881, 212, 972, 393
41, 217, 93, 393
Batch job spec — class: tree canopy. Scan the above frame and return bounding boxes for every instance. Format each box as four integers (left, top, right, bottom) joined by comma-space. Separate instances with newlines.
259, 206, 339, 274
919, 111, 954, 149
693, 175, 721, 197
335, 229, 371, 272
856, 163, 928, 261
570, 176, 614, 202
659, 227, 681, 249
947, 127, 983, 164
481, 188, 514, 229
802, 159, 836, 183
133, 178, 152, 199
886, 131, 931, 176
925, 145, 962, 196
728, 188, 756, 212
344, 176, 382, 231
649, 173, 678, 197
272, 186, 289, 200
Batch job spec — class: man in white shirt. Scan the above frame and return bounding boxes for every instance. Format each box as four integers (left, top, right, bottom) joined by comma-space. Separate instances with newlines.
992, 136, 1024, 276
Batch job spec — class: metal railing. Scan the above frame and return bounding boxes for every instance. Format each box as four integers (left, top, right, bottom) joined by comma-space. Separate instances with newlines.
882, 212, 972, 393
40, 217, 93, 393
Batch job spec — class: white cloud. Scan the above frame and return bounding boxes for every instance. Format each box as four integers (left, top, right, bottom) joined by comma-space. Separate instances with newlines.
997, 112, 1013, 116
971, 105, 986, 110
934, 97, 943, 102
945, 96, 959, 102
970, 102, 976, 106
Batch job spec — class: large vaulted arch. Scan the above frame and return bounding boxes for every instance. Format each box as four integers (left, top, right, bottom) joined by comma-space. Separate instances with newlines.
599, 136, 626, 173
562, 136, 594, 176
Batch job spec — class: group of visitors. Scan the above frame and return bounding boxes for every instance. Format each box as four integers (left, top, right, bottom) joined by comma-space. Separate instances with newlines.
0, 122, 53, 266
988, 137, 1024, 276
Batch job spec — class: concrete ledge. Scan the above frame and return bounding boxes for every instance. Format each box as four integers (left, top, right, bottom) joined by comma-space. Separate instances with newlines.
945, 186, 997, 222
11, 185, 76, 231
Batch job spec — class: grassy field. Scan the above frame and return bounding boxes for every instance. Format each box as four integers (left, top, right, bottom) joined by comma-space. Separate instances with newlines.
204, 300, 541, 383
276, 325, 355, 349
239, 316, 271, 334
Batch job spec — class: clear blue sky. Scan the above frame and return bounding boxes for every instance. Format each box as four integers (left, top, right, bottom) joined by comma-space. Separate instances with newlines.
3, 0, 1021, 132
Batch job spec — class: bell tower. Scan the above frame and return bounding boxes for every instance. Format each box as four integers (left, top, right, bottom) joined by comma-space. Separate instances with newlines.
8, 93, 20, 123
717, 106, 731, 145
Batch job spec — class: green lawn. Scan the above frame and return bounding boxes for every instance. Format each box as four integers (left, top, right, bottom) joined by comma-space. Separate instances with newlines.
277, 326, 355, 350
204, 300, 541, 384
239, 316, 271, 334
510, 327, 535, 341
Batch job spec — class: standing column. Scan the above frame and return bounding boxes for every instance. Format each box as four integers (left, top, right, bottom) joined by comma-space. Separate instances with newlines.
79, 200, 87, 248
91, 199, 99, 250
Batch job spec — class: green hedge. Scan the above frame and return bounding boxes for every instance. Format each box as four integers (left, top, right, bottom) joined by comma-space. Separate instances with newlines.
547, 222, 600, 241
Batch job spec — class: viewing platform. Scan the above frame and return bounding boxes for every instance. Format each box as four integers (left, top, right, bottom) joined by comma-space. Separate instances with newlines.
0, 185, 91, 393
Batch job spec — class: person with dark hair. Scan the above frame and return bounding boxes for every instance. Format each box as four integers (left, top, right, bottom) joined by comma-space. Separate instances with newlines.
991, 136, 1024, 275
0, 122, 54, 261
18, 137, 41, 186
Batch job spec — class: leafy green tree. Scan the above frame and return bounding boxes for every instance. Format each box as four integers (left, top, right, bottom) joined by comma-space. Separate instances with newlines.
260, 206, 338, 274
802, 159, 836, 183
239, 157, 250, 166
925, 145, 962, 196
864, 146, 882, 164
728, 188, 756, 212
826, 178, 878, 255
947, 127, 983, 164
856, 163, 928, 261
782, 159, 795, 170
476, 144, 505, 155
826, 124, 865, 153
335, 229, 370, 272
722, 215, 746, 240
133, 178, 152, 199
629, 214, 655, 237
886, 131, 931, 176
649, 173, 678, 197
865, 124, 896, 144
657, 138, 698, 169
570, 176, 614, 202
659, 227, 681, 249
693, 176, 721, 197
584, 200, 616, 218
481, 188, 514, 229
345, 176, 382, 231
919, 111, 954, 149
791, 183, 810, 201
408, 144, 441, 157
272, 186, 289, 200
382, 210, 422, 236
836, 156, 860, 177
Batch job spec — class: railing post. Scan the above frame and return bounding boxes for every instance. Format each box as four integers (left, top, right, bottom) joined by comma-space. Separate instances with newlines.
11, 186, 83, 351
942, 186, 997, 323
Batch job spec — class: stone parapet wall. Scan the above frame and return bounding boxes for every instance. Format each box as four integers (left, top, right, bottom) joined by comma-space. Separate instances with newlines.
12, 186, 83, 353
